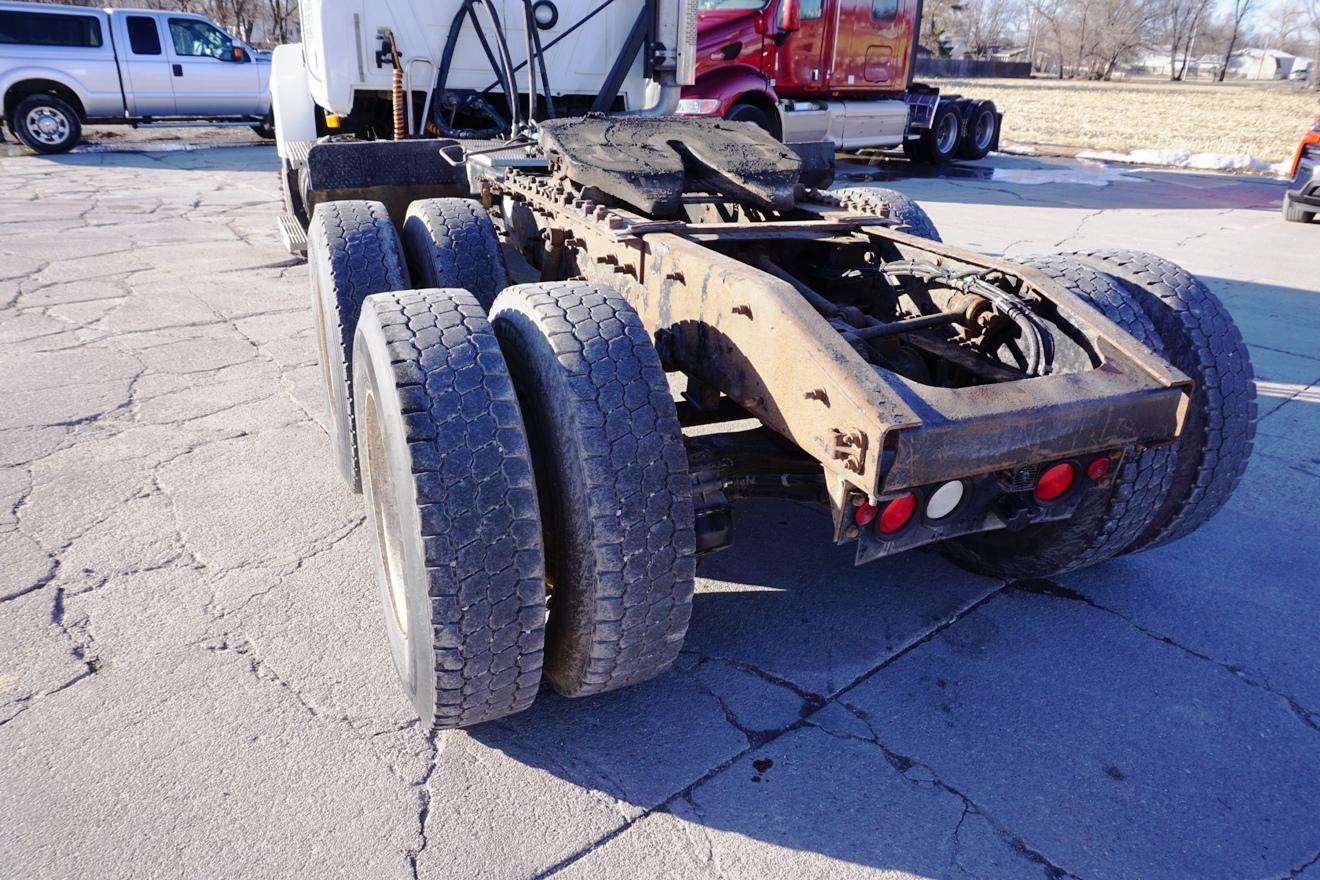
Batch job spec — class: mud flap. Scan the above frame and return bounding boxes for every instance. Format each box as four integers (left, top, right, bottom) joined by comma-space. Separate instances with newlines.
302, 139, 469, 229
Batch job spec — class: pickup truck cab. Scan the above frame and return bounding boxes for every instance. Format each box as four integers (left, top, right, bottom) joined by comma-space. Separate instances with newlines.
0, 1, 272, 153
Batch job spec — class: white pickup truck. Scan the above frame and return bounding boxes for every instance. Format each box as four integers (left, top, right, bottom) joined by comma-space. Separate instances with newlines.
0, 1, 272, 153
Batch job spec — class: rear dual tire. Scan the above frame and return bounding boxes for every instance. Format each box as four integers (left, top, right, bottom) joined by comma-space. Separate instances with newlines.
905, 100, 998, 164
327, 225, 696, 723
941, 251, 1255, 578
491, 281, 697, 696
353, 289, 547, 728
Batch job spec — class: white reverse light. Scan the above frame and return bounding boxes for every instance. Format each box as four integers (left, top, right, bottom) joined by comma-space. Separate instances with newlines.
926, 481, 964, 519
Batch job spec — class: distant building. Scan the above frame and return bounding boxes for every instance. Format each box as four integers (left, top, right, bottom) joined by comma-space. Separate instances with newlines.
1226, 48, 1298, 80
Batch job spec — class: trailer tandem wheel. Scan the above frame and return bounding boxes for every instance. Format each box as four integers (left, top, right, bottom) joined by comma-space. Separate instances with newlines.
402, 198, 510, 310
352, 288, 547, 729
490, 281, 697, 698
308, 200, 410, 492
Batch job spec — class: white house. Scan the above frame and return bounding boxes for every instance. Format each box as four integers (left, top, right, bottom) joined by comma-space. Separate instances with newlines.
1227, 48, 1298, 80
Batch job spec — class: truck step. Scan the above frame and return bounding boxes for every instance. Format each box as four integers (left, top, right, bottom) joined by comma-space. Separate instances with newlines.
278, 213, 308, 257
286, 139, 314, 167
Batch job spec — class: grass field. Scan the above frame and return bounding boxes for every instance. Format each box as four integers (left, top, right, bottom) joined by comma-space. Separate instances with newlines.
935, 77, 1320, 164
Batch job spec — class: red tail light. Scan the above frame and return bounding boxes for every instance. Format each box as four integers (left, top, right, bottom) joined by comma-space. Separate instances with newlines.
1086, 455, 1111, 480
1035, 463, 1076, 501
855, 501, 878, 526
877, 492, 917, 534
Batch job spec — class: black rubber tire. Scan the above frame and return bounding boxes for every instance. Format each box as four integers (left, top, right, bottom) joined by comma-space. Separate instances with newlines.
913, 103, 961, 164
724, 102, 775, 137
1064, 249, 1256, 552
353, 288, 547, 729
1283, 195, 1315, 223
490, 281, 697, 698
828, 186, 942, 242
957, 100, 998, 160
252, 113, 276, 140
13, 93, 82, 154
401, 198, 510, 311
307, 200, 410, 492
938, 255, 1177, 578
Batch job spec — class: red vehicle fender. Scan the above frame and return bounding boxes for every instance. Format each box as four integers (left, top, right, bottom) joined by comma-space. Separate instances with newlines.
682, 65, 779, 121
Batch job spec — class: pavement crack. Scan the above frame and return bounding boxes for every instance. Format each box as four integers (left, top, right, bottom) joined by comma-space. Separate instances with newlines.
1281, 849, 1320, 879
405, 732, 439, 880
1011, 579, 1320, 734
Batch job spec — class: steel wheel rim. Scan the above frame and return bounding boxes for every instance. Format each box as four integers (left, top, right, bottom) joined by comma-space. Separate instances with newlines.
25, 105, 70, 146
362, 389, 411, 644
311, 273, 337, 416
973, 112, 993, 150
935, 114, 958, 156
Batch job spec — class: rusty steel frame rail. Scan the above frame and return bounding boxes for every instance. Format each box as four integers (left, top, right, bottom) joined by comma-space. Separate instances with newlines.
485, 170, 1192, 539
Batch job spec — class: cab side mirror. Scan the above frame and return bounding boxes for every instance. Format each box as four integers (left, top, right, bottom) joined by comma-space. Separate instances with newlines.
779, 0, 802, 33
231, 46, 249, 63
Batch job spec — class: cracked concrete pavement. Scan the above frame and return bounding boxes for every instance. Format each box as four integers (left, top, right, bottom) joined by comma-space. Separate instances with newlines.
2, 145, 1319, 880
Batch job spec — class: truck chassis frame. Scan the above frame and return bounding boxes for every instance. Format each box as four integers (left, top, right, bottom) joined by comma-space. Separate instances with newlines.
468, 117, 1190, 562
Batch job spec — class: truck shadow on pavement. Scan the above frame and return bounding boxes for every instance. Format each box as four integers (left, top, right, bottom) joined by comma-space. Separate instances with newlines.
465, 437, 1320, 877
34, 144, 278, 173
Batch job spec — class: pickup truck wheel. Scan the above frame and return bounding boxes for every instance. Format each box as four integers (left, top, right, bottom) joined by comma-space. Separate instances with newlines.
252, 113, 276, 140
491, 281, 696, 698
1065, 249, 1256, 553
308, 200, 410, 492
938, 255, 1177, 578
957, 100, 998, 160
402, 199, 510, 310
353, 288, 547, 728
829, 186, 942, 242
13, 94, 81, 155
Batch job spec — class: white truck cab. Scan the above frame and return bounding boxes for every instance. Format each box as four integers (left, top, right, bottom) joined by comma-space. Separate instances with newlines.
0, 1, 272, 153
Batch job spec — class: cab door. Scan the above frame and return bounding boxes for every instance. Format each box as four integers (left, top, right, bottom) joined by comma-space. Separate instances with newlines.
115, 14, 175, 116
831, 0, 911, 91
774, 0, 832, 95
164, 15, 261, 115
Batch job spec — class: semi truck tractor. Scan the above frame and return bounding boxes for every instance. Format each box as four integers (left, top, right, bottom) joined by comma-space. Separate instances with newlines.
269, 0, 1255, 731
678, 0, 1001, 161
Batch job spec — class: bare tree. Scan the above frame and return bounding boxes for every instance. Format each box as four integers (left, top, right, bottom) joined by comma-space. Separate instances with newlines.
1216, 0, 1257, 81
265, 0, 297, 44
961, 0, 1022, 57
1158, 0, 1213, 81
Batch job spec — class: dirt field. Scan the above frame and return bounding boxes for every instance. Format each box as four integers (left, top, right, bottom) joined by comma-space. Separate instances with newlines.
936, 77, 1320, 164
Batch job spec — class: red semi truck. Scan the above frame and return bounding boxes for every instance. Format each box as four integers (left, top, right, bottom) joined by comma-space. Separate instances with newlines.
677, 0, 1001, 162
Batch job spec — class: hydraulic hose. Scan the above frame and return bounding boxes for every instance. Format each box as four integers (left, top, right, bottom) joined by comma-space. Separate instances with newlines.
879, 260, 1055, 375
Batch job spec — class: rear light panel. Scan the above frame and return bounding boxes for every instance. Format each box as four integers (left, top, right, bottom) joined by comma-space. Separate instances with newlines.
851, 451, 1121, 565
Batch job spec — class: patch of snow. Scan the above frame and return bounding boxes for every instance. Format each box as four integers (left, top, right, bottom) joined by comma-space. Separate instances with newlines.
1076, 147, 1283, 176
991, 166, 1133, 186
995, 144, 1039, 156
